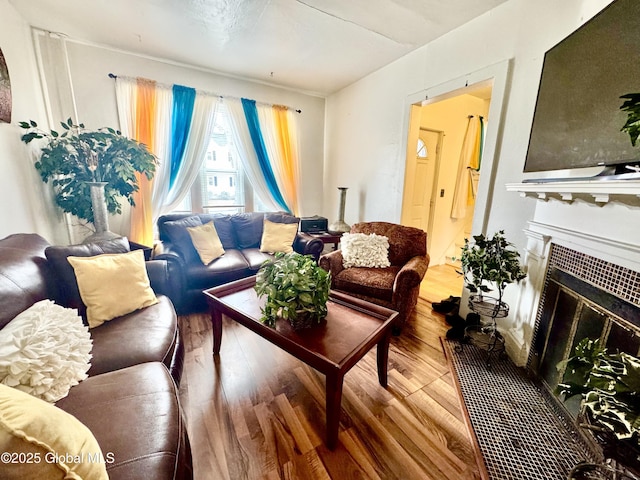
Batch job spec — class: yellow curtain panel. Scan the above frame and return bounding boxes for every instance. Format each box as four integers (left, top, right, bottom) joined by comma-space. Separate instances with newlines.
130, 78, 157, 246
273, 105, 300, 216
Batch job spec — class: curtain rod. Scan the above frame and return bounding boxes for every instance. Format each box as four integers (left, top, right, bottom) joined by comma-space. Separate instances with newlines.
108, 73, 302, 113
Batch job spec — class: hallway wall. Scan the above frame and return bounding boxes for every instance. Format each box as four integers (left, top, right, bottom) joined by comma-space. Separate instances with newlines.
419, 93, 490, 265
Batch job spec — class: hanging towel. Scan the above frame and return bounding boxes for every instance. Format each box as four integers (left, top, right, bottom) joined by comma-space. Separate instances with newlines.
451, 116, 482, 219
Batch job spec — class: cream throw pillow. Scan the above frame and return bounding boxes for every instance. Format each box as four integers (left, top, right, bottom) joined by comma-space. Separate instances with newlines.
0, 300, 92, 403
341, 233, 391, 268
0, 383, 108, 479
68, 250, 158, 328
260, 219, 298, 253
187, 221, 225, 264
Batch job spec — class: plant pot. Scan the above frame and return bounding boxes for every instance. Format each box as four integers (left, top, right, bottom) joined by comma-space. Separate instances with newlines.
289, 311, 325, 331
580, 412, 640, 476
83, 182, 120, 244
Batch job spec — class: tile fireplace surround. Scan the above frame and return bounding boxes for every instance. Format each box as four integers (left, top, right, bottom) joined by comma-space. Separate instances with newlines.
502, 180, 640, 366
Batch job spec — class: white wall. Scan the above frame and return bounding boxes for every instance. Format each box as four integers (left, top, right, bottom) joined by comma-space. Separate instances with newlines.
0, 18, 327, 243
324, 0, 620, 244
324, 0, 638, 358
64, 40, 326, 235
0, 0, 62, 242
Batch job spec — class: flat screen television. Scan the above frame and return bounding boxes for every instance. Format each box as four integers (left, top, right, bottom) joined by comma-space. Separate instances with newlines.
524, 0, 640, 177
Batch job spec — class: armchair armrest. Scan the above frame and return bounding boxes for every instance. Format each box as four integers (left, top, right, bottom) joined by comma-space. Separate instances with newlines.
145, 259, 170, 297
318, 250, 345, 278
152, 241, 187, 311
293, 232, 324, 262
393, 254, 430, 293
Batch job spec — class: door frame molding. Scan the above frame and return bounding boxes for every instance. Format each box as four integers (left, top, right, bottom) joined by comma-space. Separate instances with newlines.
419, 127, 444, 254
400, 59, 512, 237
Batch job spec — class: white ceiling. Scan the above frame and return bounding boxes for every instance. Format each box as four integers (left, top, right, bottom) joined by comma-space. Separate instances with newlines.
10, 0, 508, 96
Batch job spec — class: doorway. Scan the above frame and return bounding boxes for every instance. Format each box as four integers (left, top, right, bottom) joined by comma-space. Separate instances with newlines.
402, 82, 493, 301
403, 128, 443, 254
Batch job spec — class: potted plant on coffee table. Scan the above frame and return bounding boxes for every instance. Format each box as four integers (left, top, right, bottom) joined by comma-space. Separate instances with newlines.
19, 118, 157, 241
254, 252, 331, 330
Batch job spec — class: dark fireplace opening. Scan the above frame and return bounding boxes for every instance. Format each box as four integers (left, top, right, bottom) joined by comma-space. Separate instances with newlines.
532, 267, 640, 398
527, 243, 640, 472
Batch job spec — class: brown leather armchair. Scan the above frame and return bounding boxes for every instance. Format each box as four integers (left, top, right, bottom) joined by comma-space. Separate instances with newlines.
319, 222, 429, 332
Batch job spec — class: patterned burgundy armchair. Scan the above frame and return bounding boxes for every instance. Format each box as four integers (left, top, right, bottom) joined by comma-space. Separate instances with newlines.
319, 222, 429, 333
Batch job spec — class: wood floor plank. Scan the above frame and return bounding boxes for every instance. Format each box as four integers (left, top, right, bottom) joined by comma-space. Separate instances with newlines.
180, 265, 481, 479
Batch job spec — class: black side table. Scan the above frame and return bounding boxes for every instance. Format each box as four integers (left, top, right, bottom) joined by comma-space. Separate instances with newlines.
307, 232, 342, 251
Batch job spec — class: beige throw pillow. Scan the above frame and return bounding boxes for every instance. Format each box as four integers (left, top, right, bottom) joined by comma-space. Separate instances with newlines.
67, 250, 158, 328
260, 219, 298, 253
0, 383, 108, 479
187, 221, 225, 264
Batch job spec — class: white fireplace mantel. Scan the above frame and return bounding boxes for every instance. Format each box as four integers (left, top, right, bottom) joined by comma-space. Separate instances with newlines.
506, 179, 640, 206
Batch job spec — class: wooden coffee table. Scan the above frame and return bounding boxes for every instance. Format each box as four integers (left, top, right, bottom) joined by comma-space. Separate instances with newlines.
204, 276, 398, 449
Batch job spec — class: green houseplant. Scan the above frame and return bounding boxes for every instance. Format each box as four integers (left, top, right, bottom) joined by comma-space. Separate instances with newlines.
254, 252, 331, 329
19, 118, 157, 229
620, 93, 640, 147
557, 338, 640, 473
458, 230, 527, 315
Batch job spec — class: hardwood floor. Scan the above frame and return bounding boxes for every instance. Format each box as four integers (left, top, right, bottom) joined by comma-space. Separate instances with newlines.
420, 263, 464, 305
178, 265, 478, 480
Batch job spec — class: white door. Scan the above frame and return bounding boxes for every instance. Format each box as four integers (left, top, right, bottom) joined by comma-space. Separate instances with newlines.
404, 129, 442, 252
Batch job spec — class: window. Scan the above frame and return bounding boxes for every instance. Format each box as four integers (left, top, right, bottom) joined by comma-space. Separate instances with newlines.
171, 101, 271, 214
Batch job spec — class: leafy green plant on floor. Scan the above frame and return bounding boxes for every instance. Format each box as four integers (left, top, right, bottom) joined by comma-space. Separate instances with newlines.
254, 252, 331, 328
457, 230, 527, 304
557, 338, 640, 446
19, 118, 157, 223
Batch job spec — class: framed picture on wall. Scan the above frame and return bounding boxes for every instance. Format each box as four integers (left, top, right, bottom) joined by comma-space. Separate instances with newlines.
0, 48, 11, 124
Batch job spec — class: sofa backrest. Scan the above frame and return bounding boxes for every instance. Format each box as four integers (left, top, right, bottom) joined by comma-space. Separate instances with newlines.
0, 234, 53, 329
351, 222, 427, 266
157, 212, 299, 259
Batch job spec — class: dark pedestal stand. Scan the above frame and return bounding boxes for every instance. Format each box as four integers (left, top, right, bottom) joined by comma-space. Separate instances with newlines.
454, 296, 508, 369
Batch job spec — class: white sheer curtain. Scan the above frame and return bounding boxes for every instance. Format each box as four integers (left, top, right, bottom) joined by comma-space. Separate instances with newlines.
256, 104, 301, 215
115, 77, 217, 222
225, 98, 282, 212
159, 93, 217, 214
114, 77, 172, 220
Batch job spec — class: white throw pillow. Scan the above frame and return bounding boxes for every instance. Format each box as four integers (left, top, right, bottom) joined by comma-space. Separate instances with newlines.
0, 300, 92, 403
341, 233, 391, 268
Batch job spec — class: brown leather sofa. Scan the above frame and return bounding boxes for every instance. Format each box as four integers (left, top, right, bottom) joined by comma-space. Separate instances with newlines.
319, 222, 430, 332
0, 233, 193, 480
155, 211, 324, 314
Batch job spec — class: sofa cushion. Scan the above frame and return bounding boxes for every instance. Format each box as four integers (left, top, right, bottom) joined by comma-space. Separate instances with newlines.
230, 212, 265, 249
333, 266, 401, 303
44, 237, 131, 317
184, 249, 251, 290
68, 250, 159, 329
207, 215, 236, 250
56, 362, 189, 480
242, 248, 274, 271
351, 222, 427, 266
0, 383, 108, 480
87, 295, 177, 376
163, 215, 204, 264
187, 221, 225, 265
341, 232, 391, 268
0, 234, 52, 330
0, 300, 92, 402
260, 219, 298, 253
